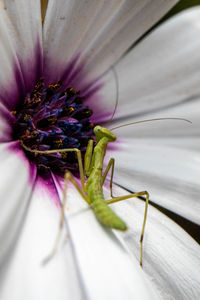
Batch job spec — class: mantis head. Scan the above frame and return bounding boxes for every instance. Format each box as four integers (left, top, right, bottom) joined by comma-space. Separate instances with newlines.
94, 126, 116, 142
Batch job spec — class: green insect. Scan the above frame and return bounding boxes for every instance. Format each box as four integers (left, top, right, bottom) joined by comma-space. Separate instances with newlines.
22, 123, 149, 266
21, 117, 190, 266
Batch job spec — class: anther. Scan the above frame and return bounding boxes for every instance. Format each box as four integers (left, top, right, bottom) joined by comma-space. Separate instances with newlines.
13, 80, 94, 174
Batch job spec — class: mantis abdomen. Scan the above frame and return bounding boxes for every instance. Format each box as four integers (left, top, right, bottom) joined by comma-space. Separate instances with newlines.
93, 197, 127, 231
88, 185, 127, 231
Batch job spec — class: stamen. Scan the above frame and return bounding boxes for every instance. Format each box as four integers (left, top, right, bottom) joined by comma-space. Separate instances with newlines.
13, 79, 94, 174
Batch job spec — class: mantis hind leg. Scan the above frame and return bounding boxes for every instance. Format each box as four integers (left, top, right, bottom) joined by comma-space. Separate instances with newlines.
102, 158, 115, 198
106, 190, 149, 267
42, 171, 88, 265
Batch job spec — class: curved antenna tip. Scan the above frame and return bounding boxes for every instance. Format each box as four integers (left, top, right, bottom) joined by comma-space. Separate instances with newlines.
110, 117, 192, 131
104, 66, 119, 127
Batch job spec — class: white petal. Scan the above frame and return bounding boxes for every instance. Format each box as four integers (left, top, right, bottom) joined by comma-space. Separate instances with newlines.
103, 7, 200, 120
110, 100, 199, 140
0, 142, 36, 266
106, 139, 200, 225
147, 136, 200, 151
43, 0, 103, 83
2, 0, 42, 91
109, 185, 200, 300
53, 178, 161, 300
43, 0, 178, 83
108, 100, 200, 154
0, 4, 24, 109
78, 0, 179, 83
0, 176, 83, 300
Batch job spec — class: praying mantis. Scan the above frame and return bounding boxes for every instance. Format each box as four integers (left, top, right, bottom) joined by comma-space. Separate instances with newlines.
22, 124, 148, 266
21, 117, 190, 267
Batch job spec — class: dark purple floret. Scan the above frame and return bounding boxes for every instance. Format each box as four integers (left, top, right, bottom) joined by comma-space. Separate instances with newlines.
12, 79, 94, 175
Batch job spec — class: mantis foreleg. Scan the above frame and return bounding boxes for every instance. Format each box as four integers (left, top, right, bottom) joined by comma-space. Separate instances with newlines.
106, 190, 149, 267
84, 139, 94, 176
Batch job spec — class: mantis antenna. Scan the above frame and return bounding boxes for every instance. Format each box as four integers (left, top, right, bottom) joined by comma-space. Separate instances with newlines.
104, 66, 119, 127
102, 68, 192, 131
110, 117, 192, 131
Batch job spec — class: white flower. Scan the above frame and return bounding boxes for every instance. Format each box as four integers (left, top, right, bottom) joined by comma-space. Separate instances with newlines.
0, 1, 199, 300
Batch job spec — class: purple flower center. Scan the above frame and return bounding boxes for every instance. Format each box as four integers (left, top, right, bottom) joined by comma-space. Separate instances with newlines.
12, 79, 94, 175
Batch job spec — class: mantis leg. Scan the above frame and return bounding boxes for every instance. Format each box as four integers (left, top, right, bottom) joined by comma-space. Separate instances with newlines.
84, 139, 94, 176
21, 142, 86, 192
42, 171, 88, 265
102, 158, 115, 198
106, 190, 149, 267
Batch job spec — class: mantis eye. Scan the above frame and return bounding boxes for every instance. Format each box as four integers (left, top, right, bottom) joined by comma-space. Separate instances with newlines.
94, 126, 102, 134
